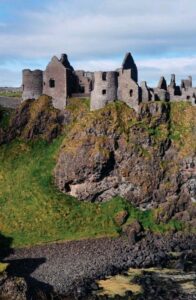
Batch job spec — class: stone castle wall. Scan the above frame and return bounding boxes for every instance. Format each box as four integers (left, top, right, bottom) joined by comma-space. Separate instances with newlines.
73, 70, 93, 94
118, 69, 140, 112
22, 69, 43, 101
43, 56, 71, 110
90, 71, 118, 110
21, 52, 196, 112
0, 96, 21, 109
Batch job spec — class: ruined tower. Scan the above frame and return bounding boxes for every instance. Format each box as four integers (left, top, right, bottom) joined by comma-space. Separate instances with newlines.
22, 69, 43, 101
90, 71, 118, 110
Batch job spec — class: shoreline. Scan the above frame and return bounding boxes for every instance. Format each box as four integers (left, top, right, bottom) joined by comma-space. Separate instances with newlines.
1, 231, 195, 298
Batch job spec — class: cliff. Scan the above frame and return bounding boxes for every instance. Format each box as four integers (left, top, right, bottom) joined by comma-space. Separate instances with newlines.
54, 100, 196, 226
0, 95, 63, 143
0, 97, 195, 232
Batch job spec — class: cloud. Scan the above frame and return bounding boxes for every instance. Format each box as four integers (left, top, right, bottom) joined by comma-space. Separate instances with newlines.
1, 0, 196, 58
75, 55, 196, 87
0, 0, 196, 86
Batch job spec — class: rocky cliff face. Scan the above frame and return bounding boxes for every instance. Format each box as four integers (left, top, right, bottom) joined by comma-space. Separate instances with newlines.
0, 95, 64, 143
54, 101, 196, 224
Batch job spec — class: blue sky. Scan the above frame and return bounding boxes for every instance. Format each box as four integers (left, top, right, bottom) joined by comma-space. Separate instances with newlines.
0, 0, 196, 86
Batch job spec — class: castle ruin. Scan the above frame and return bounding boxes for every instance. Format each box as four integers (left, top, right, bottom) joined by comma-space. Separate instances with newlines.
22, 52, 196, 111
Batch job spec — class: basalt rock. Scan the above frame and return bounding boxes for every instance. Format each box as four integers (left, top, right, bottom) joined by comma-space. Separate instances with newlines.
2, 95, 64, 143
0, 272, 27, 300
54, 102, 170, 204
54, 102, 196, 225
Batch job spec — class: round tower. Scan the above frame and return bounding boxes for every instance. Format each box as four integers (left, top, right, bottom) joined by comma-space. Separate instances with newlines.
90, 71, 118, 110
22, 69, 43, 101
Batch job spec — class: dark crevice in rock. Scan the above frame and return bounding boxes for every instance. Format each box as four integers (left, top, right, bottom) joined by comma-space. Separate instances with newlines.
99, 151, 116, 181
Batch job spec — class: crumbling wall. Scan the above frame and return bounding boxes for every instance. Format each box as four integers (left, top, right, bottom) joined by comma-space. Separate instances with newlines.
153, 76, 170, 101
140, 81, 150, 102
22, 69, 43, 101
73, 70, 93, 95
43, 56, 72, 110
0, 96, 21, 109
181, 76, 192, 89
118, 69, 140, 112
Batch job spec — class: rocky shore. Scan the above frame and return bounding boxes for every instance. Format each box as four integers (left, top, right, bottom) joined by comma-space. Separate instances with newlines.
1, 231, 195, 299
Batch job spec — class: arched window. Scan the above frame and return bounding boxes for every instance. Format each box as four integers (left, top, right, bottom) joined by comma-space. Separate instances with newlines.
130, 89, 133, 97
49, 79, 55, 88
102, 89, 106, 95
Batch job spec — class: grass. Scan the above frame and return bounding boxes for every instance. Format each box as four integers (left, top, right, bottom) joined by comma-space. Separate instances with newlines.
124, 204, 183, 233
0, 91, 22, 98
0, 138, 127, 247
0, 137, 183, 248
0, 107, 13, 130
0, 262, 8, 274
0, 99, 191, 249
67, 97, 90, 111
169, 102, 196, 157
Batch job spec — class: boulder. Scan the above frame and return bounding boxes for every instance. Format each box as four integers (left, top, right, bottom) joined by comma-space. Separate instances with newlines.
114, 210, 128, 226
123, 220, 142, 244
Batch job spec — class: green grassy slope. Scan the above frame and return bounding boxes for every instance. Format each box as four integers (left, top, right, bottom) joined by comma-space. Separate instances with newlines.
0, 138, 121, 247
0, 138, 182, 248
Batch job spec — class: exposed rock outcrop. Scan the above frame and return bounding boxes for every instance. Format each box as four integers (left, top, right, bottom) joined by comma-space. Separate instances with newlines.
54, 101, 196, 224
1, 95, 64, 143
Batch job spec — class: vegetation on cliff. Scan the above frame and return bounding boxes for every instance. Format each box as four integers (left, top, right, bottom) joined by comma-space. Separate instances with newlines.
0, 138, 182, 247
0, 96, 195, 247
0, 107, 13, 130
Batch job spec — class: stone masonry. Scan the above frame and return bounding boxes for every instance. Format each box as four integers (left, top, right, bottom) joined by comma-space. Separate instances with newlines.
91, 72, 118, 110
22, 69, 43, 101
22, 52, 196, 111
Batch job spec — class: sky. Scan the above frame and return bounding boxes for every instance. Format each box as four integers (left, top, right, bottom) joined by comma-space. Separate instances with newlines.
0, 0, 196, 87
